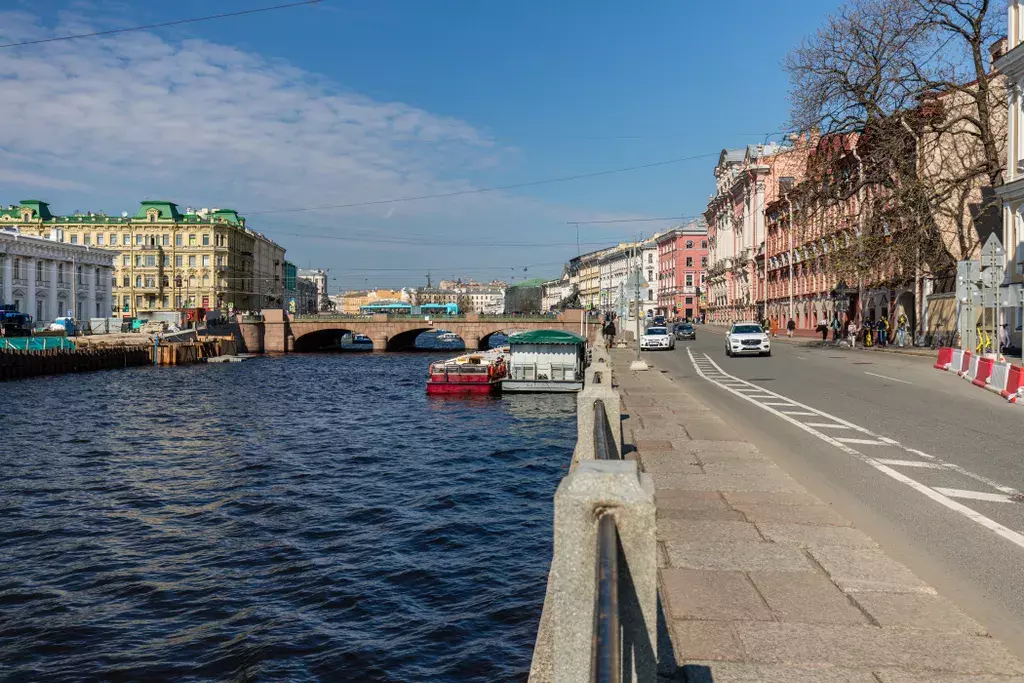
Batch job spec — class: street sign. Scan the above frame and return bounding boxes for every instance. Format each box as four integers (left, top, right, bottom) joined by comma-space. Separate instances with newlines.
982, 266, 1005, 289
981, 233, 1005, 268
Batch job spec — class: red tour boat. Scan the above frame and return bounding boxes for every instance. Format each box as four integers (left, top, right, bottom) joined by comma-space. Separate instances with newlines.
426, 349, 508, 395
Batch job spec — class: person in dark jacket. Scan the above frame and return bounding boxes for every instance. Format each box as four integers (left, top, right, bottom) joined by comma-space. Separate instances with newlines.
786, 318, 796, 337
603, 319, 616, 347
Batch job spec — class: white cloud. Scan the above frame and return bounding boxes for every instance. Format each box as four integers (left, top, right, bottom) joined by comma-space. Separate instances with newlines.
0, 9, 667, 283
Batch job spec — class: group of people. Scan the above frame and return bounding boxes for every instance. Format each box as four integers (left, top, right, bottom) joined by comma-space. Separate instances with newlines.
758, 312, 913, 348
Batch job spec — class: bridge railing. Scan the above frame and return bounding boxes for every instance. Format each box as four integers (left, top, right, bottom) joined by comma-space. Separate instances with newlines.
528, 336, 657, 683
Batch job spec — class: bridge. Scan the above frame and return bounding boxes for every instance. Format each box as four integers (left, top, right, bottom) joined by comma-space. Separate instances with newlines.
236, 309, 597, 353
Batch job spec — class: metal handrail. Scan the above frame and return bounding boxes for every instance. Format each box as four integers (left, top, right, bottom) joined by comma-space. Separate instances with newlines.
592, 398, 621, 683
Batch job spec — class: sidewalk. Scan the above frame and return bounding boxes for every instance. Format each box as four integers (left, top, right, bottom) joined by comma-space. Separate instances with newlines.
612, 350, 1024, 682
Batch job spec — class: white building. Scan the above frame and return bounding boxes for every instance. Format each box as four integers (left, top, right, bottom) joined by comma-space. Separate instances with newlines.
541, 277, 571, 311
996, 4, 1024, 341
466, 287, 505, 314
0, 228, 116, 325
298, 268, 329, 310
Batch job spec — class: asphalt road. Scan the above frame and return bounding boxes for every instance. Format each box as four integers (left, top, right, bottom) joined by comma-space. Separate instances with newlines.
640, 326, 1024, 655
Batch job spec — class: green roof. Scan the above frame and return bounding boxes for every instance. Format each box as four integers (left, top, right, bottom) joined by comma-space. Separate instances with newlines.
19, 200, 52, 220
508, 329, 585, 345
507, 277, 547, 289
134, 201, 183, 220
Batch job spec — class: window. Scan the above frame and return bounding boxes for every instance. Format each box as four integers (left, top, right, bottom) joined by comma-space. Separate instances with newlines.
136, 275, 143, 287
149, 214, 156, 223
136, 234, 144, 245
685, 240, 693, 249
161, 276, 169, 288
162, 296, 169, 308
202, 234, 210, 246
145, 255, 156, 267
188, 234, 196, 246
216, 255, 224, 267
175, 255, 183, 267
135, 255, 143, 267
136, 295, 143, 307
57, 264, 64, 283
188, 276, 196, 288
188, 256, 196, 267
163, 255, 170, 267
123, 274, 130, 287
162, 234, 170, 246
202, 275, 210, 286
123, 234, 130, 245
111, 273, 117, 288
685, 273, 694, 287
686, 257, 693, 267
702, 240, 707, 249
648, 290, 653, 301
647, 253, 653, 264
84, 234, 92, 245
701, 256, 708, 267
110, 233, 117, 245
70, 235, 78, 245
175, 295, 183, 307
202, 255, 210, 267
96, 234, 103, 245
175, 234, 183, 247
686, 297, 693, 304
145, 276, 155, 288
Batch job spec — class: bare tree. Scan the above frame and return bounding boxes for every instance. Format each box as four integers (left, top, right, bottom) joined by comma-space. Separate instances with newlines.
784, 0, 1006, 329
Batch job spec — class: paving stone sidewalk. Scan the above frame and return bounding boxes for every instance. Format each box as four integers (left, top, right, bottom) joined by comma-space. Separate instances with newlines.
612, 351, 1024, 683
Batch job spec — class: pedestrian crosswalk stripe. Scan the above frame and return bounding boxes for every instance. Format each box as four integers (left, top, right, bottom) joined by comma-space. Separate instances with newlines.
804, 422, 850, 429
875, 458, 945, 469
932, 488, 1016, 503
763, 402, 796, 407
782, 411, 818, 416
836, 437, 886, 445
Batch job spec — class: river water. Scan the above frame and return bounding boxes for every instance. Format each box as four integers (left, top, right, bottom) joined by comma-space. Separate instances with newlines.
0, 352, 574, 682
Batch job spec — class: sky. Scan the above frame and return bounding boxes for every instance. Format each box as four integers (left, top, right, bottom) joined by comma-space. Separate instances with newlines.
0, 0, 844, 291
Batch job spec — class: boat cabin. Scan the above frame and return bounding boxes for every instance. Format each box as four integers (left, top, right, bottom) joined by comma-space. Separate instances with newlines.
503, 330, 586, 393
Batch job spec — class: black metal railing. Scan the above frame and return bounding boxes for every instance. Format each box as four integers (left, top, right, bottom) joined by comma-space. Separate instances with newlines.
592, 398, 621, 683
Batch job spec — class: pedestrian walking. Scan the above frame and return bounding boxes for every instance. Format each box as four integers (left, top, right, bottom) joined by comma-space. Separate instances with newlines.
879, 317, 890, 347
999, 323, 1009, 354
896, 313, 908, 347
831, 316, 841, 342
818, 316, 829, 341
603, 319, 616, 347
770, 318, 779, 338
786, 318, 796, 338
847, 320, 858, 348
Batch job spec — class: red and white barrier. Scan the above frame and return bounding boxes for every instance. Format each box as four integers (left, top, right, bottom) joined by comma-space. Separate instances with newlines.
960, 351, 977, 379
972, 357, 995, 387
988, 361, 1011, 395
949, 349, 965, 374
933, 347, 953, 370
1003, 365, 1024, 402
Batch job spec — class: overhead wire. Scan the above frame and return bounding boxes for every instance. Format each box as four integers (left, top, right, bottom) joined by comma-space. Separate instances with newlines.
0, 1, 322, 49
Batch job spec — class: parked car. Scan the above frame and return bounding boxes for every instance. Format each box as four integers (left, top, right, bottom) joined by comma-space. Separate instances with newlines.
725, 322, 771, 357
675, 323, 696, 340
640, 326, 674, 351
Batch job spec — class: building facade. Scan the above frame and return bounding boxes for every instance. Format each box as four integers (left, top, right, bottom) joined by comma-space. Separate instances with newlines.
6, 200, 285, 317
0, 228, 116, 324
297, 269, 329, 311
656, 220, 709, 320
996, 5, 1024, 342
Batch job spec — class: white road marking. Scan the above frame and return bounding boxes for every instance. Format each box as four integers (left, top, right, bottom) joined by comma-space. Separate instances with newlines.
782, 411, 819, 416
836, 438, 887, 445
685, 348, 1024, 552
933, 488, 1017, 503
763, 402, 797, 407
875, 459, 946, 469
904, 448, 935, 459
864, 371, 913, 385
805, 423, 851, 429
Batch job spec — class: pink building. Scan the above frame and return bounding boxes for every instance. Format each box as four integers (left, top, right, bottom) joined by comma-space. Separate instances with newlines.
656, 219, 708, 320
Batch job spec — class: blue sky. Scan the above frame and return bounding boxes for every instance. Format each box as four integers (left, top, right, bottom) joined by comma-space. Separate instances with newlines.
0, 0, 842, 290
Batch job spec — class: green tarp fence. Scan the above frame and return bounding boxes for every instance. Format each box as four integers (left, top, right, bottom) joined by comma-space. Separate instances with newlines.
0, 337, 77, 352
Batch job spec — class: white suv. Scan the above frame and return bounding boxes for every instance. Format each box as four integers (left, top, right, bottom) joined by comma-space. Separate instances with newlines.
640, 326, 674, 351
725, 322, 771, 357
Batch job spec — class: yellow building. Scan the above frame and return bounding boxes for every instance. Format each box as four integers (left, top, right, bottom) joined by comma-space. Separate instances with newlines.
340, 289, 406, 314
10, 200, 285, 316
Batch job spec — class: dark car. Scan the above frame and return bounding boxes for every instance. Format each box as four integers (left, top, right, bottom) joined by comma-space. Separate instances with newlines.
653, 315, 666, 327
675, 323, 696, 340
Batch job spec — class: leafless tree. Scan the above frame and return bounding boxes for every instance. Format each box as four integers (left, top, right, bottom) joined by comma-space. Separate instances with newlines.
784, 0, 1005, 309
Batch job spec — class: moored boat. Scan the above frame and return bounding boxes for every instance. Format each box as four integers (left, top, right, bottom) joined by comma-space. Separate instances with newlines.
426, 348, 508, 395
502, 330, 586, 393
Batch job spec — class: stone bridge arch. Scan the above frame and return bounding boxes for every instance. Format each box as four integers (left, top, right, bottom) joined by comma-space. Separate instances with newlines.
292, 326, 371, 352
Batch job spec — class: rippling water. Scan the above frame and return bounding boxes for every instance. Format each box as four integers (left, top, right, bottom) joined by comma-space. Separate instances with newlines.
0, 353, 575, 682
